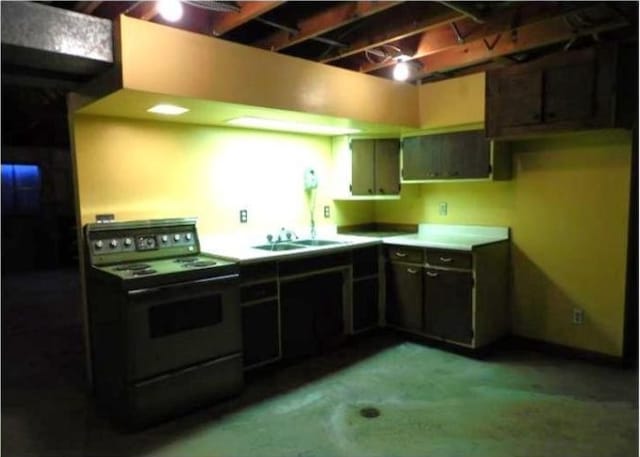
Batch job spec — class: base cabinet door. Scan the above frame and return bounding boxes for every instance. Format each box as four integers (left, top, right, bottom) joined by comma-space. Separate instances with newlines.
423, 269, 473, 344
280, 279, 317, 359
281, 272, 345, 359
241, 300, 279, 366
386, 263, 422, 331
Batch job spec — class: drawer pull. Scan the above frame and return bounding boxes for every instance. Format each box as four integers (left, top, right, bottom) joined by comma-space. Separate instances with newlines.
395, 251, 407, 258
407, 268, 418, 274
439, 257, 453, 263
426, 271, 439, 277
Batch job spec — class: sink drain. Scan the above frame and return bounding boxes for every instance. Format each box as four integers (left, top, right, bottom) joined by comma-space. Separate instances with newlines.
359, 407, 381, 419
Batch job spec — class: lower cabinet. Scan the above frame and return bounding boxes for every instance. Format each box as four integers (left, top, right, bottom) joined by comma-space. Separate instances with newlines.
385, 262, 423, 331
423, 269, 473, 345
385, 242, 508, 349
352, 246, 380, 332
241, 300, 279, 366
280, 271, 344, 359
352, 278, 379, 331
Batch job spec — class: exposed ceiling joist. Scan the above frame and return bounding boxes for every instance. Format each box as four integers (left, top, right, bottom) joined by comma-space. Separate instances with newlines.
254, 1, 400, 52
123, 2, 159, 21
73, 1, 102, 15
320, 9, 465, 64
358, 3, 587, 74
211, 1, 285, 36
406, 6, 629, 81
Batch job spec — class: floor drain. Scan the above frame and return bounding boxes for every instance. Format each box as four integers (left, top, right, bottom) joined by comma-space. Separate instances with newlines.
360, 407, 381, 418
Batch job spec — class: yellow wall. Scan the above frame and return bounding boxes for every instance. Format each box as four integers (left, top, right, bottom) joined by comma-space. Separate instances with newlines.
71, 115, 371, 235
418, 73, 485, 129
117, 16, 419, 128
375, 129, 632, 357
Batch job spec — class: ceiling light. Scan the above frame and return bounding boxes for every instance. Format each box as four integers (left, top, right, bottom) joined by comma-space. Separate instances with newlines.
147, 104, 189, 115
226, 117, 361, 136
393, 56, 422, 82
393, 62, 410, 81
157, 0, 183, 22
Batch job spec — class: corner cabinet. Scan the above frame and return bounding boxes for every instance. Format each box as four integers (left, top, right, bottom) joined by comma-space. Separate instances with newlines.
385, 242, 509, 349
401, 129, 511, 183
332, 136, 401, 200
486, 44, 637, 138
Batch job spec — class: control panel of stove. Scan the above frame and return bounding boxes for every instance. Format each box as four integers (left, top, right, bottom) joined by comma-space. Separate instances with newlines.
90, 230, 197, 255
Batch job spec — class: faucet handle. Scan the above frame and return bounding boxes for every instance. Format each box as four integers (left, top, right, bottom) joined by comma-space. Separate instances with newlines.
266, 234, 274, 243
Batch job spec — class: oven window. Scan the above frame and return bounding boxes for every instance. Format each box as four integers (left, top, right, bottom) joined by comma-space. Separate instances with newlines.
148, 296, 222, 338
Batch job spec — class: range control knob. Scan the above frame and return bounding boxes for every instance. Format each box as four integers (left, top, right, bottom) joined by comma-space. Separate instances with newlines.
94, 240, 104, 250
124, 238, 132, 247
109, 239, 119, 248
174, 234, 181, 242
161, 235, 169, 243
185, 233, 192, 241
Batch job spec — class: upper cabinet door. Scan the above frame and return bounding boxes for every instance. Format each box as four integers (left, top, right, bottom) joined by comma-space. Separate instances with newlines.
402, 134, 443, 180
374, 139, 400, 195
489, 71, 543, 129
442, 130, 490, 179
543, 62, 596, 123
350, 139, 375, 196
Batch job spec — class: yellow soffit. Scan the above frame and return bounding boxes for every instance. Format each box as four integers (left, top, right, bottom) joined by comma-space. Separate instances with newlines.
110, 15, 420, 131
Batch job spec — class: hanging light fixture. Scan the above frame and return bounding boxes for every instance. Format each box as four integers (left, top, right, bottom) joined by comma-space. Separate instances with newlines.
393, 55, 412, 82
157, 0, 183, 22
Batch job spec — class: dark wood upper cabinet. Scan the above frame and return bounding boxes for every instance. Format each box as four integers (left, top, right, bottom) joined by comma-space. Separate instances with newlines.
350, 138, 400, 196
486, 44, 636, 138
402, 130, 498, 181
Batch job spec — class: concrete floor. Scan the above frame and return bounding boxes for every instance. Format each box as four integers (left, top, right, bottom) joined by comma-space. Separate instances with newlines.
2, 268, 638, 457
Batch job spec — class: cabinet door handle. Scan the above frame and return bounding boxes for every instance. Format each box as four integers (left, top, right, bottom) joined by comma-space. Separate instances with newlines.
426, 271, 439, 277
547, 112, 556, 119
532, 113, 541, 121
368, 188, 373, 194
439, 257, 453, 263
407, 268, 418, 274
395, 251, 407, 257
379, 188, 385, 194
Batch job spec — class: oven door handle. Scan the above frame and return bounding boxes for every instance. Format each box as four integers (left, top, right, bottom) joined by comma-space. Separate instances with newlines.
127, 273, 239, 297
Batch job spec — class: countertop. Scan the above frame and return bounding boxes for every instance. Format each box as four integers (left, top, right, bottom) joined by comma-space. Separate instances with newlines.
201, 224, 510, 262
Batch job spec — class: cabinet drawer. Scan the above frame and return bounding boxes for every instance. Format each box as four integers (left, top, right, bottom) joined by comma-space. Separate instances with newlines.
240, 281, 277, 303
426, 249, 471, 269
240, 262, 277, 283
386, 245, 423, 263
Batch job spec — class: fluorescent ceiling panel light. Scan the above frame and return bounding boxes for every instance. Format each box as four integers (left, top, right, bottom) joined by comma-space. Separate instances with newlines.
147, 104, 189, 115
226, 117, 361, 135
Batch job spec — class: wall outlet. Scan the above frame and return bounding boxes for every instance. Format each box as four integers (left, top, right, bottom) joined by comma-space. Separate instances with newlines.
438, 202, 448, 216
572, 308, 585, 325
239, 209, 248, 223
324, 205, 331, 218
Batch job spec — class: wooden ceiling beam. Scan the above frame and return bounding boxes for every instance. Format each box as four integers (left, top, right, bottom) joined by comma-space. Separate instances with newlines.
358, 3, 581, 74
74, 1, 102, 15
320, 9, 465, 64
123, 2, 159, 21
211, 1, 284, 36
254, 1, 401, 52
405, 6, 629, 81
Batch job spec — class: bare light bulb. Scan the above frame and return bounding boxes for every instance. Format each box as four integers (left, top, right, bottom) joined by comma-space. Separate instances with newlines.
393, 61, 410, 81
158, 0, 183, 22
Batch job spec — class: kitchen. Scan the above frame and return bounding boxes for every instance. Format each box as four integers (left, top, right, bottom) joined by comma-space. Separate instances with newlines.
2, 2, 638, 456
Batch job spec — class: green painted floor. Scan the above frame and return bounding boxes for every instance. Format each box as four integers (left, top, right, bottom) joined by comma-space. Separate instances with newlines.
3, 270, 638, 457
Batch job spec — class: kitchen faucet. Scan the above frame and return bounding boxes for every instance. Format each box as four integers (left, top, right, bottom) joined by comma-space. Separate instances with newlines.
266, 227, 298, 245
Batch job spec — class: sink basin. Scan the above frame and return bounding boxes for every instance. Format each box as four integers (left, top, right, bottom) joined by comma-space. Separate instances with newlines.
252, 243, 307, 252
293, 239, 346, 247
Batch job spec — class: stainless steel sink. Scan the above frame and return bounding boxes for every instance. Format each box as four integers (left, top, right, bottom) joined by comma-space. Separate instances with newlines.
293, 239, 346, 247
252, 243, 307, 252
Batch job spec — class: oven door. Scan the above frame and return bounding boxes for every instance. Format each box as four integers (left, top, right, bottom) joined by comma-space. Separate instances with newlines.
125, 273, 241, 381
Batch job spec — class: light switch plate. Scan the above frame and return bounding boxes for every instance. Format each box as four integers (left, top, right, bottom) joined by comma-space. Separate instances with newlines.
324, 206, 330, 218
240, 209, 248, 223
